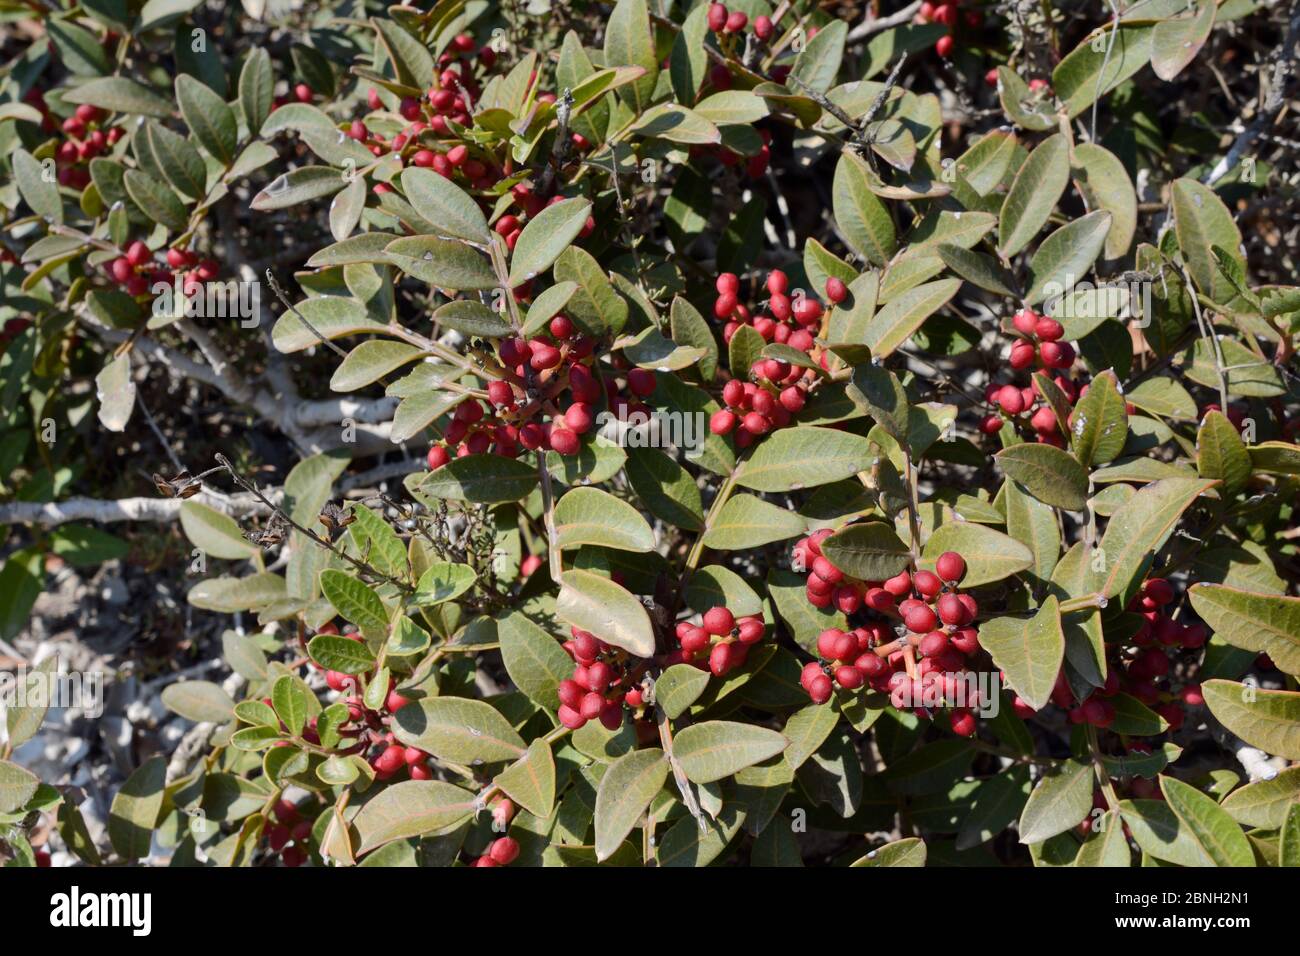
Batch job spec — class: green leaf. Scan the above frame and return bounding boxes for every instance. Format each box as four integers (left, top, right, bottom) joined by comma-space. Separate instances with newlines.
238, 48, 273, 136
1005, 477, 1062, 584
846, 364, 908, 441
1052, 22, 1155, 119
655, 664, 711, 719
626, 447, 704, 531
1018, 758, 1093, 844
554, 487, 654, 552
64, 76, 174, 117
694, 90, 770, 125
308, 634, 378, 675
594, 748, 668, 862
1161, 776, 1254, 867
727, 324, 765, 382
411, 562, 475, 607
1202, 679, 1300, 759
701, 493, 807, 550
981, 596, 1066, 712
346, 505, 407, 580
393, 697, 525, 764
554, 246, 628, 335
498, 612, 572, 710
850, 837, 927, 867
820, 522, 911, 581
0, 760, 40, 814
186, 572, 285, 613
1120, 798, 1214, 866
556, 569, 655, 658
735, 426, 874, 492
1107, 693, 1168, 736
1196, 410, 1251, 497
1221, 766, 1300, 829
142, 122, 205, 203
48, 18, 112, 75
319, 570, 388, 633
782, 703, 843, 770
14, 150, 62, 223
603, 0, 658, 113
271, 673, 318, 736
936, 243, 1018, 297
1093, 477, 1217, 604
1071, 369, 1129, 467
384, 234, 498, 291
833, 151, 896, 267
509, 198, 592, 285
1281, 801, 1300, 868
1151, 0, 1216, 80
862, 278, 961, 358
1072, 143, 1137, 260
160, 680, 235, 723
672, 721, 787, 784
432, 300, 512, 338
415, 454, 538, 503
1249, 441, 1300, 476
999, 134, 1070, 257
5, 656, 58, 750
178, 500, 258, 559
1190, 584, 1300, 677
791, 18, 848, 93
629, 103, 721, 145
1025, 210, 1113, 306
997, 444, 1091, 511
1171, 178, 1245, 304
669, 4, 709, 103
251, 166, 346, 211
956, 765, 1033, 850
329, 340, 424, 391
370, 18, 434, 91
399, 167, 490, 244
920, 521, 1035, 587
123, 170, 189, 232
352, 780, 475, 854
658, 804, 747, 867
109, 756, 166, 859
1074, 810, 1131, 867
175, 74, 237, 164
494, 739, 556, 819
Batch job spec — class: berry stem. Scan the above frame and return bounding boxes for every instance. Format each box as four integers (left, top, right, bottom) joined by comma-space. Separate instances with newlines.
1085, 724, 1121, 812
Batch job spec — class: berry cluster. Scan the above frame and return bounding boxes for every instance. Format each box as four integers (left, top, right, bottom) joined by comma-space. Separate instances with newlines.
798, 549, 986, 736
265, 798, 314, 868
1009, 577, 1206, 733
307, 622, 436, 782
52, 103, 122, 191
714, 269, 828, 348
555, 627, 640, 731
667, 605, 767, 676
426, 339, 655, 466
100, 240, 217, 299
980, 308, 1085, 446
915, 1, 983, 58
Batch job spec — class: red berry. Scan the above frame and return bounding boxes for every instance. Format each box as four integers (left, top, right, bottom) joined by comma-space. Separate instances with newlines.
935, 34, 955, 57
703, 606, 735, 635
825, 277, 847, 304
489, 836, 520, 865
627, 367, 657, 397
707, 2, 728, 32
935, 552, 965, 584
754, 15, 773, 40
904, 605, 939, 633
549, 427, 580, 455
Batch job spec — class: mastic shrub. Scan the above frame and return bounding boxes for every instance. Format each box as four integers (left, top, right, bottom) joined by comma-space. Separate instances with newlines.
1, 0, 1299, 869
